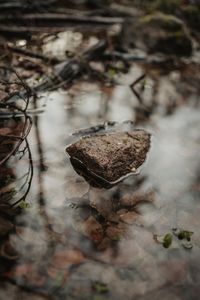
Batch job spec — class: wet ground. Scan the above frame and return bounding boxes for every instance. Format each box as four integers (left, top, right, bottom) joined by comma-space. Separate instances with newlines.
0, 2, 200, 300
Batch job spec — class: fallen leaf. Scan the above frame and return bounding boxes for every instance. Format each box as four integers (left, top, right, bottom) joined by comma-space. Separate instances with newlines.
52, 249, 86, 269
119, 211, 140, 225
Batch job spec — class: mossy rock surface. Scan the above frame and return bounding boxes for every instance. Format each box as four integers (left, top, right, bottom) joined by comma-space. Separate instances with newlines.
182, 5, 200, 32
134, 12, 192, 56
150, 0, 182, 14
139, 13, 183, 31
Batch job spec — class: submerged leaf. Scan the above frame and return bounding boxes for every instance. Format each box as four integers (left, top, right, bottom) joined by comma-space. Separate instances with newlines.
172, 228, 193, 241
163, 233, 173, 248
92, 281, 109, 294
19, 200, 31, 209
154, 233, 172, 248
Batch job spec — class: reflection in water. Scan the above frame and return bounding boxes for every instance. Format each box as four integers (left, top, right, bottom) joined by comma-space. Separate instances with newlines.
0, 67, 200, 299
0, 107, 33, 207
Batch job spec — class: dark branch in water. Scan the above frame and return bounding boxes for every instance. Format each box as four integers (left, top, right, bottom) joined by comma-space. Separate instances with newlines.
0, 102, 32, 166
11, 138, 33, 207
0, 13, 123, 35
1, 43, 61, 65
130, 73, 146, 104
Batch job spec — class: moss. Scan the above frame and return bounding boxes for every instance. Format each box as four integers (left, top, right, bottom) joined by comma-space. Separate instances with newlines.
152, 0, 182, 13
92, 282, 109, 294
126, 0, 181, 12
163, 233, 173, 248
150, 32, 192, 56
139, 12, 183, 32
137, 12, 192, 56
182, 5, 200, 31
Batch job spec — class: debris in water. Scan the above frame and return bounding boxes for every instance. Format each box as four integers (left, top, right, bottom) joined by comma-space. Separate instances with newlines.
155, 228, 194, 250
154, 233, 173, 248
92, 281, 109, 294
172, 228, 193, 241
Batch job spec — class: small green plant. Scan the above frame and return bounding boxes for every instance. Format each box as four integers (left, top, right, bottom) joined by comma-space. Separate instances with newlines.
154, 228, 194, 250
172, 228, 193, 249
92, 281, 109, 294
19, 200, 31, 209
154, 233, 172, 248
172, 228, 193, 241
163, 233, 173, 248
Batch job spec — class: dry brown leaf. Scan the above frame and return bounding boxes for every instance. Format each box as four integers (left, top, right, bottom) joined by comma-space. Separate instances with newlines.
52, 249, 86, 269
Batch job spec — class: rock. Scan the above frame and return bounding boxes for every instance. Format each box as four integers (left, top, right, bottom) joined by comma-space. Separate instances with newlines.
125, 12, 192, 56
149, 0, 183, 14
182, 5, 200, 33
66, 129, 150, 188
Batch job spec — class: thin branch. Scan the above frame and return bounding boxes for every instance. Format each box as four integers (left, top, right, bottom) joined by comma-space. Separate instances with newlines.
0, 103, 32, 166
11, 138, 33, 206
130, 73, 146, 104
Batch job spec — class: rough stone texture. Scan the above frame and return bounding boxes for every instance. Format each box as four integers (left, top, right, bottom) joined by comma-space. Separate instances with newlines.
66, 130, 150, 183
139, 13, 192, 56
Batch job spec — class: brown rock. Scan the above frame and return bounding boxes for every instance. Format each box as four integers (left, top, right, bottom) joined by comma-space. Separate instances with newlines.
66, 130, 150, 187
137, 13, 192, 56
123, 12, 192, 57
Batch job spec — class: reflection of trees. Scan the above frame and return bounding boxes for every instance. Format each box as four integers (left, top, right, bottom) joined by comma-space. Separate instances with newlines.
67, 175, 155, 255
33, 95, 45, 205
33, 95, 54, 240
11, 138, 33, 206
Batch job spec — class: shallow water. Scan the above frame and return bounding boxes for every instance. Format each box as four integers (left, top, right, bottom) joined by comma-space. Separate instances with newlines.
1, 59, 200, 299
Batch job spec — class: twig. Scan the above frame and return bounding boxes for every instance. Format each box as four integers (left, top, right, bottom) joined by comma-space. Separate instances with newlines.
0, 103, 32, 166
4, 44, 61, 64
130, 73, 146, 104
0, 13, 123, 25
11, 138, 33, 206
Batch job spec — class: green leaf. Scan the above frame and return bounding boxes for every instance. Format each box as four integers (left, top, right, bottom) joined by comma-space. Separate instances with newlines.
92, 281, 109, 294
163, 233, 172, 248
19, 200, 31, 209
172, 228, 193, 241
